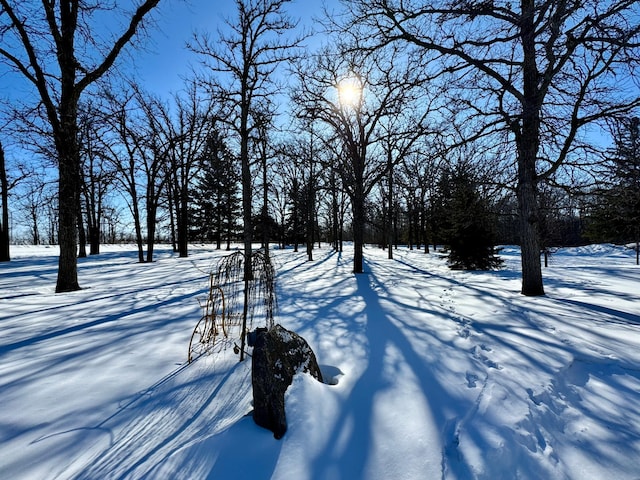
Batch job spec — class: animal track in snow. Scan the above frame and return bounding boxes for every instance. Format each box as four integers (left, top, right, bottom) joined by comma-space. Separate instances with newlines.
466, 371, 479, 388
458, 327, 471, 339
472, 345, 502, 370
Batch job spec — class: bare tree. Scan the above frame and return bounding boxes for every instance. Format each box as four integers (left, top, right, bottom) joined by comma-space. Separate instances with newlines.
294, 45, 430, 273
269, 149, 291, 249
273, 140, 304, 251
190, 0, 301, 360
161, 82, 216, 258
0, 141, 12, 260
13, 165, 53, 245
252, 108, 276, 257
190, 0, 300, 279
102, 87, 169, 263
104, 90, 146, 262
0, 0, 161, 292
78, 103, 115, 255
343, 0, 640, 295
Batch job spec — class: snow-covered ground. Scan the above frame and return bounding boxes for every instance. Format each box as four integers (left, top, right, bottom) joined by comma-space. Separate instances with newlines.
1, 243, 639, 479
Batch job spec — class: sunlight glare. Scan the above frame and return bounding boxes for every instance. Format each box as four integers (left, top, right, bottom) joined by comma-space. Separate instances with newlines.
338, 77, 361, 107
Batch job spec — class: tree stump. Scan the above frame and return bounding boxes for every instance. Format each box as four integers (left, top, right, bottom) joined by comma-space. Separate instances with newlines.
250, 324, 323, 439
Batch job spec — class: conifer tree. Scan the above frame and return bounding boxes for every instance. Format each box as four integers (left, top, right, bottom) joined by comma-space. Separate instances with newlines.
191, 131, 240, 249
440, 165, 502, 271
587, 117, 640, 263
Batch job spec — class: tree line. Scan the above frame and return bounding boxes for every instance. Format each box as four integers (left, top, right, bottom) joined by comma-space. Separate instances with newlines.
1, 0, 639, 296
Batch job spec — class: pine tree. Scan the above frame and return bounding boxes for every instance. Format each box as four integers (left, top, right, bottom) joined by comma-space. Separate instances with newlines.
440, 165, 503, 271
191, 132, 240, 249
587, 117, 640, 263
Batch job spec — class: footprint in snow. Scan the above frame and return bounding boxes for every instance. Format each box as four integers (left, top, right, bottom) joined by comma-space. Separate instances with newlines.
466, 372, 479, 388
472, 345, 502, 370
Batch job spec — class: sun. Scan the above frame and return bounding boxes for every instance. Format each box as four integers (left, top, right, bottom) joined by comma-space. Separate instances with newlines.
338, 77, 362, 107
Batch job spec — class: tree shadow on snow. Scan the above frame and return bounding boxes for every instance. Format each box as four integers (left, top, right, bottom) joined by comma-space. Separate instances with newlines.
288, 247, 640, 479
65, 358, 275, 480
303, 258, 478, 479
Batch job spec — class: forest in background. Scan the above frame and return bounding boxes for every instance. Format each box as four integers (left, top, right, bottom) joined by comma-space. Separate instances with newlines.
1, 0, 639, 295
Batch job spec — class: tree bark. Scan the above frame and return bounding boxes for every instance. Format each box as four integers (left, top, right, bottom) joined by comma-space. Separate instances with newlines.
177, 184, 189, 257
517, 0, 544, 296
352, 179, 365, 273
0, 142, 10, 262
387, 146, 394, 259
239, 89, 253, 362
56, 117, 81, 292
306, 133, 314, 262
146, 203, 157, 262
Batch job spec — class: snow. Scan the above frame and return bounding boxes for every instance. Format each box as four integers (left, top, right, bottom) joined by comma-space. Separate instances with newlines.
1, 243, 639, 479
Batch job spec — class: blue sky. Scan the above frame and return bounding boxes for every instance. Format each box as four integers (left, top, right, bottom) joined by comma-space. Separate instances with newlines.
0, 1, 336, 106
132, 0, 336, 96
0, 0, 338, 175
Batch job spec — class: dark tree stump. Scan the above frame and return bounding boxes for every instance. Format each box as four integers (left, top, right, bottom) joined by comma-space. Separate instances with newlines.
250, 324, 323, 439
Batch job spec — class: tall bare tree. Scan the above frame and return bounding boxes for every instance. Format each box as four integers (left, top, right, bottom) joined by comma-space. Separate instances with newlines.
160, 82, 215, 258
0, 0, 161, 292
190, 0, 300, 278
190, 0, 301, 360
0, 142, 10, 261
78, 103, 115, 255
343, 0, 640, 295
103, 87, 173, 263
252, 107, 276, 257
294, 45, 430, 273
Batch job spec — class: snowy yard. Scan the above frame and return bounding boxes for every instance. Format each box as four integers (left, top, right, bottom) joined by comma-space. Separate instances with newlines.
1, 243, 639, 479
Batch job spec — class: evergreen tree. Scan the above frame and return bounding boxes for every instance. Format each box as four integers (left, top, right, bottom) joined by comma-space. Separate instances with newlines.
440, 165, 503, 271
586, 117, 640, 263
191, 132, 240, 249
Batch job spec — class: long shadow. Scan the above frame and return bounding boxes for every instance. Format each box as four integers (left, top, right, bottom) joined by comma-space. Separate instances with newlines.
96, 368, 235, 480
68, 359, 254, 480
204, 416, 283, 479
556, 297, 640, 326
273, 245, 337, 277
381, 250, 640, 476
0, 286, 206, 357
309, 259, 478, 479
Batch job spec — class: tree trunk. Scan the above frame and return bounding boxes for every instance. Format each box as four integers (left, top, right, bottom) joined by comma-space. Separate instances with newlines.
292, 178, 299, 253
517, 171, 543, 295
239, 91, 253, 362
55, 109, 81, 292
408, 205, 414, 250
306, 154, 314, 262
387, 149, 393, 260
517, 0, 544, 296
241, 120, 253, 282
352, 186, 365, 273
226, 207, 233, 251
54, 6, 82, 292
132, 195, 145, 263
77, 189, 87, 258
89, 194, 100, 255
262, 140, 270, 259
77, 209, 87, 258
56, 156, 80, 291
89, 225, 100, 255
178, 189, 189, 257
146, 204, 157, 262
0, 142, 10, 262
332, 173, 339, 252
